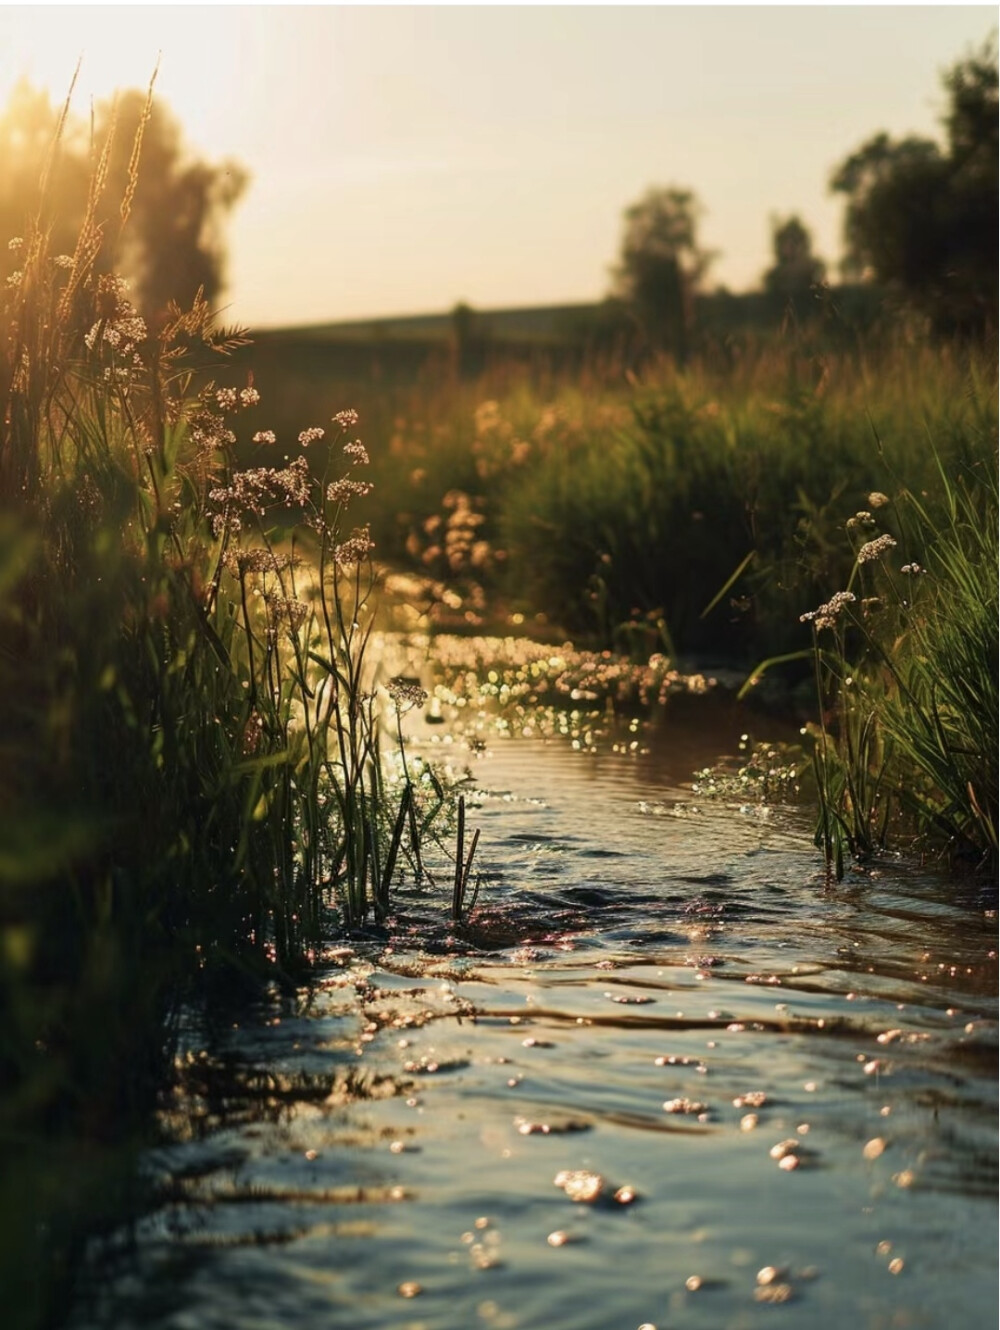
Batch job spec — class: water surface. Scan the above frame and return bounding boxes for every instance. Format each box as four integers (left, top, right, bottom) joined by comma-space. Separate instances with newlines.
71, 695, 997, 1330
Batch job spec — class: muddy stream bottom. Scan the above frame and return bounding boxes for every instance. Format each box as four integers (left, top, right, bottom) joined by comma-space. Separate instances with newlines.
70, 699, 997, 1330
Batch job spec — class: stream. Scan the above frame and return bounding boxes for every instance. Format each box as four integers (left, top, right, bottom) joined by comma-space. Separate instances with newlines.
69, 672, 997, 1330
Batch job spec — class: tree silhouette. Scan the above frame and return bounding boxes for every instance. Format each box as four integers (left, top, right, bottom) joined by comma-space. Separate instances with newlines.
831, 39, 997, 336
0, 79, 247, 320
612, 186, 714, 360
763, 215, 826, 321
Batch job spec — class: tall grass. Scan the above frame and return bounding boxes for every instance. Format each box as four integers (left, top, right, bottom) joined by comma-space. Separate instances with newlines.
793, 454, 997, 875
0, 102, 450, 1329
246, 333, 996, 659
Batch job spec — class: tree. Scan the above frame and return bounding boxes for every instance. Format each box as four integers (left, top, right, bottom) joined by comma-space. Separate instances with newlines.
0, 80, 247, 320
612, 186, 714, 360
830, 40, 997, 336
763, 215, 826, 320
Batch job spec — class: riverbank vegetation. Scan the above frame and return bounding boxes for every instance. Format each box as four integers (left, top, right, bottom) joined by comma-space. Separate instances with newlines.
1, 42, 996, 1330
0, 97, 454, 1326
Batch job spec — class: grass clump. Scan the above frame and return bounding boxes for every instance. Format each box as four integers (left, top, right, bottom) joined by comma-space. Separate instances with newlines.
786, 454, 997, 876
0, 98, 450, 1328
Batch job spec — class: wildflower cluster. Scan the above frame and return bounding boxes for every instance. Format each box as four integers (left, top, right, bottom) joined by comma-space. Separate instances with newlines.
222, 548, 299, 576
333, 525, 374, 566
800, 590, 856, 632
417, 490, 490, 574
327, 476, 373, 505
386, 677, 429, 713
84, 274, 147, 356
472, 399, 532, 479
209, 456, 311, 536
264, 591, 310, 639
856, 534, 897, 564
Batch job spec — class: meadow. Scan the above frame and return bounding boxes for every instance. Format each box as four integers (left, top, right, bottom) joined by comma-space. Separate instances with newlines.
1, 132, 996, 1330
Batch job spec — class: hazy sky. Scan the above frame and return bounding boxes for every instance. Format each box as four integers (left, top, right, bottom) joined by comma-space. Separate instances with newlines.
0, 5, 994, 327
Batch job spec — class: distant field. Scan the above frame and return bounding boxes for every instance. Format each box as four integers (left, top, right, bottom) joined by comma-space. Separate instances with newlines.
249, 285, 880, 350
259, 301, 601, 345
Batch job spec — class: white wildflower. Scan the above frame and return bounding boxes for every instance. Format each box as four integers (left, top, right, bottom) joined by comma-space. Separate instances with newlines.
252, 430, 277, 445
856, 534, 897, 564
343, 439, 370, 466
298, 427, 325, 447
326, 476, 373, 505
868, 492, 890, 508
386, 677, 428, 712
333, 409, 359, 429
333, 525, 374, 565
239, 385, 261, 407
800, 590, 856, 632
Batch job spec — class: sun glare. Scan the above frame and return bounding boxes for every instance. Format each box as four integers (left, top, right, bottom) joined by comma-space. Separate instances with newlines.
0, 7, 249, 159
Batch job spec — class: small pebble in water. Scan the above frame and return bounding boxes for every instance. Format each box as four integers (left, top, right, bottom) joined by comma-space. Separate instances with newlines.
803, 1080, 818, 1092
769, 1139, 799, 1160
663, 1098, 708, 1115
638, 1324, 658, 1330
554, 1170, 604, 1203
685, 1275, 703, 1292
880, 1105, 892, 1117
398, 1282, 423, 1298
475, 1216, 490, 1229
390, 1140, 405, 1154
876, 1241, 893, 1256
778, 1155, 799, 1171
863, 1137, 887, 1160
757, 1266, 787, 1285
740, 1114, 759, 1132
547, 1230, 569, 1247
614, 1185, 637, 1205
733, 1091, 767, 1109
894, 1170, 916, 1188
888, 1258, 905, 1275
304, 1149, 318, 1161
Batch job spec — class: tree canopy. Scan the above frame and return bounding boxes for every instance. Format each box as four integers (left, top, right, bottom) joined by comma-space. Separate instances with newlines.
831, 40, 997, 336
0, 79, 247, 320
612, 186, 714, 359
763, 215, 826, 321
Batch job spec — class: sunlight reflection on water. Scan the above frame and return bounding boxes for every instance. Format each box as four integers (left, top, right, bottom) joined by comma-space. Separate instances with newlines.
70, 704, 997, 1330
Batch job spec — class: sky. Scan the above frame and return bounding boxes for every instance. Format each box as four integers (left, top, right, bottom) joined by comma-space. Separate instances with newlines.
0, 4, 995, 328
